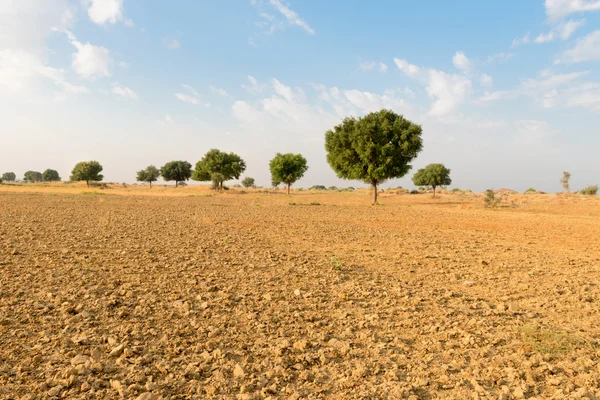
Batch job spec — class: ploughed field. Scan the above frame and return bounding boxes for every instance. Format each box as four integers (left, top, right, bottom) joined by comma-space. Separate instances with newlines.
1, 189, 600, 399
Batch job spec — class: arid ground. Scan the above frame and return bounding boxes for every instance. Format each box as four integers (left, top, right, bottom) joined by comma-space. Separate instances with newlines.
1, 184, 600, 399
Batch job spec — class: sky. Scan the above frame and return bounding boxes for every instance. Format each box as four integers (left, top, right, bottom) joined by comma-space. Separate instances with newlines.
1, 0, 600, 192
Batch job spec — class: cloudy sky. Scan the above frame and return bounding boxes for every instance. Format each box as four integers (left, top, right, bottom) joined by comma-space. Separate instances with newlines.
1, 0, 600, 191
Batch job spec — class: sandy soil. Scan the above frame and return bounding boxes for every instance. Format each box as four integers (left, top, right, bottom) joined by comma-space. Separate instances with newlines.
1, 185, 600, 399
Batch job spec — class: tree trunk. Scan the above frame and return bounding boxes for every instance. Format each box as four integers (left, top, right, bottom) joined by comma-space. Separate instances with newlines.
287, 183, 290, 195
432, 186, 436, 198
372, 181, 378, 205
150, 181, 152, 188
175, 181, 178, 188
86, 180, 89, 188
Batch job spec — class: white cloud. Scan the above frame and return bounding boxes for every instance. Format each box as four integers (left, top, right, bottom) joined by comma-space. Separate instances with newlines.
546, 0, 600, 21
209, 85, 229, 97
248, 38, 258, 47
557, 30, 600, 63
525, 19, 586, 44
559, 19, 586, 39
379, 63, 388, 72
175, 93, 201, 105
452, 51, 471, 73
343, 89, 410, 114
112, 83, 138, 99
358, 60, 388, 72
180, 84, 199, 96
86, 0, 125, 25
394, 57, 471, 116
480, 74, 493, 88
71, 40, 112, 79
268, 0, 315, 34
242, 75, 268, 94
512, 34, 531, 46
162, 38, 181, 50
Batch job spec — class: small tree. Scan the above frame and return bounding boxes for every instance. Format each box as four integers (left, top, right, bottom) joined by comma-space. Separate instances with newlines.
560, 171, 571, 192
192, 149, 246, 190
241, 177, 255, 188
325, 109, 423, 204
484, 189, 499, 208
269, 153, 309, 195
412, 163, 452, 198
2, 172, 16, 181
42, 169, 61, 182
70, 161, 103, 187
23, 171, 42, 182
136, 165, 160, 187
160, 161, 192, 187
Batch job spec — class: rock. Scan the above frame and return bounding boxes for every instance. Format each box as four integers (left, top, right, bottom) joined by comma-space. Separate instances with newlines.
80, 381, 91, 392
136, 394, 158, 400
109, 344, 125, 357
47, 385, 63, 396
70, 354, 90, 366
294, 289, 301, 296
463, 280, 476, 287
233, 364, 245, 379
263, 293, 272, 301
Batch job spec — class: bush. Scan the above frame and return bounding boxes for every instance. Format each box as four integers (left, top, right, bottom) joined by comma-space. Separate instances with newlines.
580, 185, 598, 195
409, 190, 419, 194
484, 189, 499, 208
328, 186, 338, 191
524, 188, 537, 194
450, 188, 462, 193
309, 185, 327, 190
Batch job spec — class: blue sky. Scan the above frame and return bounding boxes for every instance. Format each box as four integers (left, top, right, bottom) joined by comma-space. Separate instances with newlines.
2, 0, 600, 191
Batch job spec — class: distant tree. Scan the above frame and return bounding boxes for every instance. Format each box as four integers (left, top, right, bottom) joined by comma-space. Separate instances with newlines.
2, 172, 16, 181
560, 171, 571, 192
136, 165, 160, 187
484, 189, 499, 208
241, 177, 255, 188
160, 161, 192, 187
192, 149, 246, 190
325, 109, 423, 204
70, 161, 103, 187
309, 185, 327, 190
269, 153, 309, 195
23, 171, 43, 182
580, 185, 598, 196
42, 169, 61, 182
411, 163, 452, 198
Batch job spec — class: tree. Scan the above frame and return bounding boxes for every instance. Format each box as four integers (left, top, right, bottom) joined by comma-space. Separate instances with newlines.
325, 109, 423, 204
269, 153, 309, 195
42, 169, 61, 182
160, 161, 192, 187
560, 171, 571, 192
70, 161, 104, 187
412, 163, 452, 198
2, 172, 16, 181
241, 177, 255, 188
136, 165, 160, 187
23, 171, 42, 182
192, 149, 246, 191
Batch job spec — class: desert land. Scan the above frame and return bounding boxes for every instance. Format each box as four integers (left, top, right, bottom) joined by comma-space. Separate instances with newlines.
1, 184, 600, 399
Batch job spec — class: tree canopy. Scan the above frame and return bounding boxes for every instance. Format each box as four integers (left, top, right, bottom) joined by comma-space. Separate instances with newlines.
136, 165, 160, 187
412, 163, 452, 197
192, 149, 246, 190
2, 172, 16, 181
269, 153, 308, 194
241, 177, 255, 188
560, 171, 571, 192
160, 161, 192, 187
42, 169, 61, 182
70, 161, 104, 186
325, 109, 423, 204
23, 171, 42, 182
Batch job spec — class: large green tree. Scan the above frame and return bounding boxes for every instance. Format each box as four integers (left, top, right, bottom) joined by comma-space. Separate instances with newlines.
192, 149, 246, 190
160, 161, 192, 187
325, 109, 423, 204
269, 153, 308, 194
136, 165, 160, 187
42, 169, 61, 182
412, 163, 452, 198
2, 172, 16, 181
23, 171, 42, 182
70, 161, 103, 187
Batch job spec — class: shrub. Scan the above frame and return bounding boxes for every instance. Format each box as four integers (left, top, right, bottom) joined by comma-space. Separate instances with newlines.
409, 190, 419, 194
524, 188, 537, 194
241, 177, 255, 188
450, 188, 462, 193
328, 186, 338, 191
309, 185, 327, 190
484, 189, 499, 208
580, 185, 598, 195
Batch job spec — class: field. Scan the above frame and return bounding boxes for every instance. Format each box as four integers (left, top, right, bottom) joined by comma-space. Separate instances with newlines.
1, 184, 600, 399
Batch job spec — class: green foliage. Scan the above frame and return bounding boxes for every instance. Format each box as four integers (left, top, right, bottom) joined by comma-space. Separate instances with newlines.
580, 185, 598, 195
560, 171, 571, 192
70, 161, 103, 187
136, 165, 160, 187
325, 109, 423, 204
269, 153, 308, 194
160, 160, 192, 187
412, 163, 451, 197
328, 186, 338, 191
23, 170, 42, 182
450, 188, 462, 193
309, 185, 327, 190
524, 188, 537, 194
241, 177, 255, 188
192, 149, 246, 190
484, 189, 499, 208
2, 172, 16, 181
42, 169, 61, 181
409, 190, 419, 194
211, 172, 225, 191
329, 255, 344, 272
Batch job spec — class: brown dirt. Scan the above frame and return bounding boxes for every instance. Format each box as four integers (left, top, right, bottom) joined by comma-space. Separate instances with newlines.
1, 186, 600, 399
